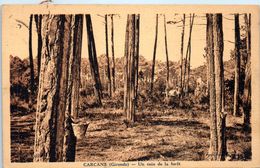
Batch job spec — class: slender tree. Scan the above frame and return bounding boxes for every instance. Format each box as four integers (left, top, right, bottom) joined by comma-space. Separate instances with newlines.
242, 52, 251, 131
34, 14, 43, 79
34, 15, 82, 162
186, 40, 192, 94
124, 14, 140, 122
205, 49, 210, 96
150, 14, 159, 93
110, 14, 116, 94
183, 14, 194, 94
184, 14, 195, 94
233, 14, 241, 116
214, 14, 226, 161
63, 14, 83, 161
105, 14, 112, 97
70, 15, 83, 119
134, 15, 140, 101
28, 14, 35, 111
123, 16, 130, 113
179, 14, 185, 92
207, 14, 217, 161
242, 13, 251, 130
245, 14, 251, 60
86, 14, 103, 106
164, 14, 170, 99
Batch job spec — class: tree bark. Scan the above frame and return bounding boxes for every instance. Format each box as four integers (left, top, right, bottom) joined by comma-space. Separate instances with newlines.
183, 14, 194, 95
86, 14, 103, 106
28, 14, 35, 108
207, 13, 226, 161
134, 15, 140, 102
246, 14, 251, 59
185, 14, 195, 94
129, 15, 136, 122
124, 14, 140, 122
34, 14, 43, 79
34, 15, 81, 162
105, 15, 112, 97
164, 15, 170, 99
63, 15, 83, 161
179, 14, 185, 93
186, 39, 191, 95
233, 14, 241, 116
242, 52, 251, 130
213, 14, 226, 161
206, 52, 210, 96
70, 15, 83, 119
243, 13, 251, 130
150, 14, 158, 93
110, 15, 116, 94
207, 14, 218, 161
123, 16, 130, 113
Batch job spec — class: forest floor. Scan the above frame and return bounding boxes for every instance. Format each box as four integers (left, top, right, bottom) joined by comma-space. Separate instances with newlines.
11, 100, 251, 162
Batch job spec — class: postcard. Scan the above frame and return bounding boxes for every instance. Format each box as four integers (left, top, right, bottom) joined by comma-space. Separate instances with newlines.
2, 4, 260, 168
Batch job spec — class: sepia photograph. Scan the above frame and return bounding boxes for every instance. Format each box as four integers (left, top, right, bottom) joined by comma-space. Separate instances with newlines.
2, 4, 260, 168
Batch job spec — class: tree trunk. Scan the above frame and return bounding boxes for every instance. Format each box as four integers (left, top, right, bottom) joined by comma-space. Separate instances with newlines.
124, 14, 140, 122
213, 14, 226, 161
110, 15, 116, 94
86, 14, 103, 106
186, 39, 191, 95
207, 13, 226, 161
183, 14, 194, 95
179, 14, 185, 93
70, 15, 83, 119
63, 15, 83, 161
28, 14, 35, 110
205, 17, 210, 97
34, 14, 43, 79
105, 15, 112, 97
206, 52, 210, 96
242, 53, 251, 131
123, 16, 130, 113
246, 14, 251, 59
186, 14, 195, 94
207, 14, 218, 161
183, 48, 188, 95
34, 15, 81, 162
233, 14, 241, 116
134, 15, 140, 103
150, 14, 158, 93
164, 15, 170, 99
127, 14, 135, 122
243, 13, 251, 131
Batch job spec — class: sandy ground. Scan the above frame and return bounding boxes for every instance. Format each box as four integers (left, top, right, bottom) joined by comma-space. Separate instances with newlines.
10, 103, 251, 162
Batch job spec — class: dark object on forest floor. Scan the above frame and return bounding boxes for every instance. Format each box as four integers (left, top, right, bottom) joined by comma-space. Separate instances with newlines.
71, 116, 90, 139
72, 122, 89, 139
123, 119, 135, 128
